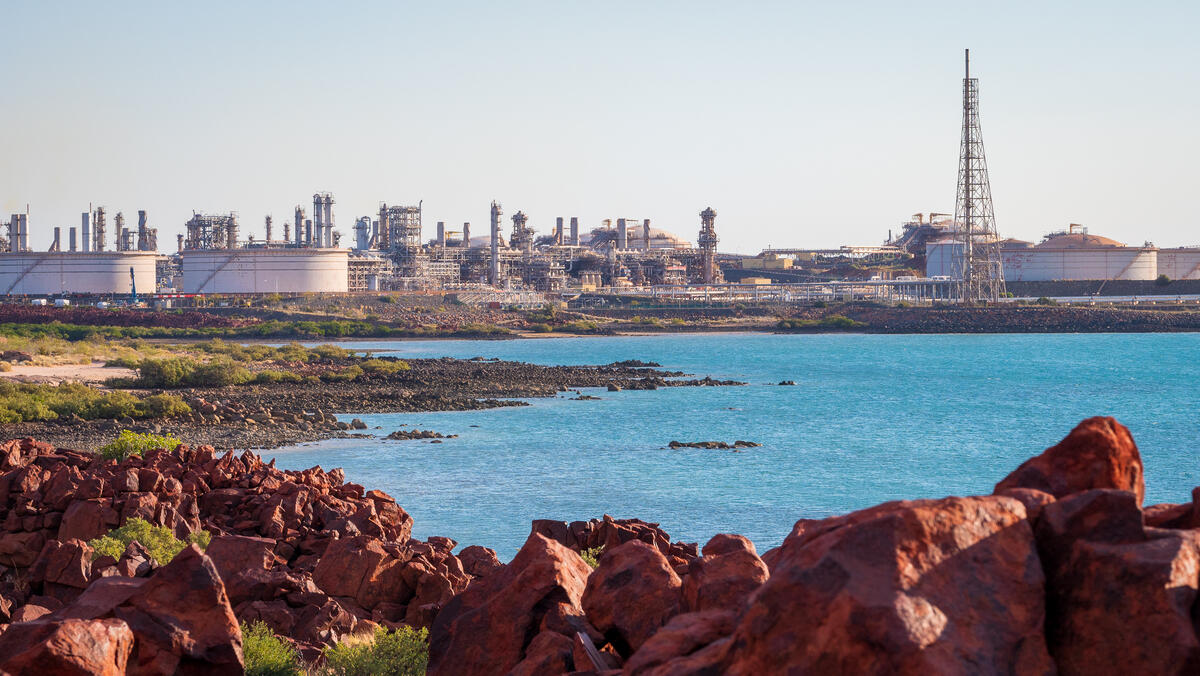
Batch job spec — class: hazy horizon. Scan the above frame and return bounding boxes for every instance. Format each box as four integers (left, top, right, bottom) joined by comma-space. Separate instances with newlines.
2, 1, 1197, 254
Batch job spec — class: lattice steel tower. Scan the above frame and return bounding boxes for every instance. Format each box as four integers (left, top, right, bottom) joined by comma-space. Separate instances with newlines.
952, 49, 1005, 303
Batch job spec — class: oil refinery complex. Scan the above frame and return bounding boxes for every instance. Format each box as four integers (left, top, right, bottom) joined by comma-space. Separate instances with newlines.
3, 51, 1197, 305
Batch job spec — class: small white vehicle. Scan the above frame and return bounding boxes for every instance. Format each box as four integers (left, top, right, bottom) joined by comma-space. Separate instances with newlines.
30, 298, 47, 306
54, 298, 70, 307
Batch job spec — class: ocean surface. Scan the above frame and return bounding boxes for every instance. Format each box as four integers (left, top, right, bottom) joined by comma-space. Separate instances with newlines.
270, 333, 1200, 559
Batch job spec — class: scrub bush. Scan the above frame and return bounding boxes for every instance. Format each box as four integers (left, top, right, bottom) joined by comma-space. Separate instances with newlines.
97, 430, 182, 461
242, 621, 305, 676
88, 517, 210, 565
321, 626, 429, 676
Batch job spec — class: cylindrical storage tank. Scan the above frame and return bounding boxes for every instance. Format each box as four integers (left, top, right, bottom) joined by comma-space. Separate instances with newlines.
1157, 249, 1200, 280
0, 252, 157, 295
1002, 246, 1157, 281
925, 241, 961, 277
181, 248, 349, 293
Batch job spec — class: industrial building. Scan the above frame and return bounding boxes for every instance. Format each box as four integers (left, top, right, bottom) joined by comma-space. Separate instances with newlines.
926, 225, 1160, 281
0, 208, 159, 295
178, 194, 350, 294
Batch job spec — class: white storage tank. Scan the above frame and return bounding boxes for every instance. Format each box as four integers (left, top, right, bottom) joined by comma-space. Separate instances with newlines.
1156, 248, 1200, 280
0, 252, 158, 295
926, 232, 1158, 281
181, 248, 349, 293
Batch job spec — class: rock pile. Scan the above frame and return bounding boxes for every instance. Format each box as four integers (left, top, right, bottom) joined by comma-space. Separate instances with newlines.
179, 396, 368, 433
430, 416, 1200, 675
0, 437, 489, 667
667, 440, 761, 450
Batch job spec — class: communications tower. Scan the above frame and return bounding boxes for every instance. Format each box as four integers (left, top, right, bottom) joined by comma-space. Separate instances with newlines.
952, 49, 1005, 303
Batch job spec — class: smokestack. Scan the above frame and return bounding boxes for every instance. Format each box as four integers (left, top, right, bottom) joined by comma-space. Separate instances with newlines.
265, 215, 273, 243
69, 227, 77, 252
305, 219, 312, 246
312, 195, 322, 245
177, 233, 184, 252
617, 218, 627, 249
555, 217, 563, 245
8, 216, 18, 252
643, 219, 651, 250
437, 221, 445, 248
294, 206, 304, 247
51, 227, 60, 252
570, 217, 578, 246
18, 214, 28, 252
463, 222, 470, 247
323, 195, 333, 247
81, 211, 91, 252
489, 201, 502, 286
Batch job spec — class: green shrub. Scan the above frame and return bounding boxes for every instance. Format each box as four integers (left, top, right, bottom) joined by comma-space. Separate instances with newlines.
88, 517, 209, 565
189, 359, 252, 387
580, 546, 603, 569
1156, 274, 1171, 286
321, 626, 429, 676
322, 365, 363, 382
137, 357, 194, 388
360, 358, 410, 375
97, 430, 182, 462
1035, 296, 1058, 306
242, 621, 305, 676
777, 315, 865, 330
528, 323, 552, 333
138, 394, 191, 418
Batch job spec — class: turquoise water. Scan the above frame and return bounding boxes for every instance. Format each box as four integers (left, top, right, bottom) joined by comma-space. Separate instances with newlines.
271, 333, 1200, 559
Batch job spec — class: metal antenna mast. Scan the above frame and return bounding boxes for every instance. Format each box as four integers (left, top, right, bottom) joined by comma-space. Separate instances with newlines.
952, 49, 1005, 303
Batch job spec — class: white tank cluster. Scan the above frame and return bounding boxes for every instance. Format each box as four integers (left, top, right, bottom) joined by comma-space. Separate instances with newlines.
927, 225, 1165, 282
179, 191, 349, 293
0, 208, 159, 295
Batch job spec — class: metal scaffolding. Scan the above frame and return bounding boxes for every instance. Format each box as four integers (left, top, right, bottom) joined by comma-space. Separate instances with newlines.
952, 49, 1005, 303
698, 207, 719, 284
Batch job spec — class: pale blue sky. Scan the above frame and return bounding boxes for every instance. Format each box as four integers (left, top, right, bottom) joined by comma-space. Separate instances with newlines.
2, 1, 1197, 253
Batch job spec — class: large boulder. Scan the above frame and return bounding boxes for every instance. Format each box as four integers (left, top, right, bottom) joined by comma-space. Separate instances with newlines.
428, 533, 592, 676
1036, 489, 1200, 674
995, 416, 1144, 505
0, 617, 134, 675
311, 535, 410, 611
623, 610, 736, 676
582, 539, 682, 657
680, 534, 768, 613
716, 495, 1053, 675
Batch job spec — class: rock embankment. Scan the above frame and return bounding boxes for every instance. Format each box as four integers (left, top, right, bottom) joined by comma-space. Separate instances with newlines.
428, 416, 1200, 675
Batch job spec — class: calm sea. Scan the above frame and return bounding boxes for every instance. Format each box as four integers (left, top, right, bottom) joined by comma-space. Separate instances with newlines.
271, 333, 1200, 559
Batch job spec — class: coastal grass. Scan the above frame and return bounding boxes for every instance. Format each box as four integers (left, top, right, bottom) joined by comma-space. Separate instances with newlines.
97, 430, 182, 461
0, 381, 191, 424
242, 621, 305, 676
321, 626, 429, 676
777, 315, 867, 331
88, 518, 210, 566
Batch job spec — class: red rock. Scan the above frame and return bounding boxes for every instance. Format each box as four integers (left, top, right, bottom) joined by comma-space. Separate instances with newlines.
719, 495, 1053, 675
114, 545, 243, 675
57, 500, 115, 543
115, 541, 154, 578
680, 534, 768, 613
30, 539, 93, 590
1036, 489, 1200, 674
458, 545, 503, 577
509, 630, 575, 675
311, 535, 410, 610
582, 539, 682, 656
428, 533, 592, 676
994, 416, 1145, 505
0, 617, 133, 675
623, 610, 736, 676
205, 535, 275, 583
295, 597, 359, 645
12, 603, 53, 623
0, 530, 46, 568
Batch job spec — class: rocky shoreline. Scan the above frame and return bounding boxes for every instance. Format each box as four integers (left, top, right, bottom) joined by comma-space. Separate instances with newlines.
0, 417, 1196, 673
8, 358, 745, 451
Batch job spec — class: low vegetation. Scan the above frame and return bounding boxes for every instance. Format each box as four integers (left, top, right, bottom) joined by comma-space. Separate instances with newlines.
88, 518, 210, 566
580, 546, 604, 569
0, 382, 191, 424
0, 318, 511, 342
321, 626, 430, 676
242, 621, 305, 676
96, 430, 182, 461
777, 315, 867, 331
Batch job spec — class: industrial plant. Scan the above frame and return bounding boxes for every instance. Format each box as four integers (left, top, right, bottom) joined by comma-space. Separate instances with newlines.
3, 51, 1197, 304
